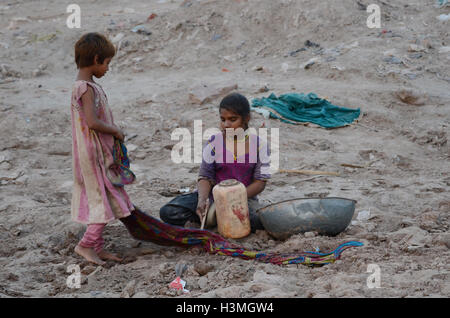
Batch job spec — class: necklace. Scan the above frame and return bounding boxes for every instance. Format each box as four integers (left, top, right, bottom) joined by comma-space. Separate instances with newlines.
224, 129, 249, 142
224, 132, 249, 161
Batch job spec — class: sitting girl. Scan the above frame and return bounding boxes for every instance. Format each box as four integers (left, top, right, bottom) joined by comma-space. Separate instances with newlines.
160, 93, 271, 232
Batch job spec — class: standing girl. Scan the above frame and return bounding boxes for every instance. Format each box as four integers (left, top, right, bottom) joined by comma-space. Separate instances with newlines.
70, 33, 133, 265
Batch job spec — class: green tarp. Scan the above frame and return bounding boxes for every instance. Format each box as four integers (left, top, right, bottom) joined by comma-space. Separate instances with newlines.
252, 93, 360, 128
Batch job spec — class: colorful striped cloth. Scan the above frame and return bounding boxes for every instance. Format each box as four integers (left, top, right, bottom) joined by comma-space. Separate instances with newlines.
109, 138, 136, 187
120, 207, 363, 266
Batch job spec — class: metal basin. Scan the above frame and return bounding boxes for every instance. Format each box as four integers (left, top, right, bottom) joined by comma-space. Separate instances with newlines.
257, 197, 356, 240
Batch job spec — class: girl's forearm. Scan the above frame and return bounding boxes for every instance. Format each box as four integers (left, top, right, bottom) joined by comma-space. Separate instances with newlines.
197, 179, 212, 202
246, 180, 266, 198
89, 119, 118, 136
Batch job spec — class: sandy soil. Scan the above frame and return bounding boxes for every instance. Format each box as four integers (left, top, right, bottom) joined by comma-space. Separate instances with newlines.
0, 0, 449, 298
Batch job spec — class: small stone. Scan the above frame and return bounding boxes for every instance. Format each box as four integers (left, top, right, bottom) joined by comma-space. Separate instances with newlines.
138, 248, 157, 256
304, 231, 317, 238
198, 276, 208, 289
408, 44, 426, 53
7, 273, 19, 281
384, 56, 402, 64
395, 89, 427, 106
32, 69, 44, 77
193, 262, 214, 276
81, 265, 97, 275
121, 280, 137, 298
436, 233, 450, 249
302, 58, 319, 69
163, 250, 175, 258
258, 85, 269, 93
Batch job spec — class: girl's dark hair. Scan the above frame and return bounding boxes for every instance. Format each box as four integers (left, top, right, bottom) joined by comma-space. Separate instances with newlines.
219, 93, 251, 125
74, 33, 116, 69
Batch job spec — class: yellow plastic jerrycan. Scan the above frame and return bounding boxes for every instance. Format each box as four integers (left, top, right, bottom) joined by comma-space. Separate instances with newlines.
212, 179, 251, 239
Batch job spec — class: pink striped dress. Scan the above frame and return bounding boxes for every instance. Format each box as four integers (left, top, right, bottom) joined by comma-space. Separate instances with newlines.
70, 80, 133, 224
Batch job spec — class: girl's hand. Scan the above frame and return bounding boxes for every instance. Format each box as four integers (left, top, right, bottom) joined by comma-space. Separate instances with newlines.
196, 197, 209, 222
114, 128, 125, 141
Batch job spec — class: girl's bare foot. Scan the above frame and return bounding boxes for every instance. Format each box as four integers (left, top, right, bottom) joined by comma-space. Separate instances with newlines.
98, 250, 123, 262
74, 245, 106, 266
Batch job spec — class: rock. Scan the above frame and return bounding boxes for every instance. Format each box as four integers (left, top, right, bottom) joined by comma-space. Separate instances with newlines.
81, 265, 97, 275
138, 247, 157, 255
301, 57, 319, 69
163, 250, 175, 258
395, 89, 427, 106
249, 283, 264, 293
392, 155, 411, 168
121, 279, 137, 298
194, 261, 214, 276
158, 262, 172, 275
437, 14, 450, 21
198, 276, 208, 289
0, 64, 21, 78
121, 255, 137, 264
388, 226, 432, 249
289, 48, 306, 57
435, 233, 450, 249
189, 83, 238, 105
408, 52, 423, 59
383, 56, 403, 64
418, 211, 443, 231
305, 40, 320, 48
357, 210, 371, 221
131, 25, 151, 36
90, 291, 103, 297
32, 69, 44, 77
408, 44, 426, 53
155, 55, 173, 67
258, 85, 269, 93
0, 170, 23, 181
304, 231, 317, 238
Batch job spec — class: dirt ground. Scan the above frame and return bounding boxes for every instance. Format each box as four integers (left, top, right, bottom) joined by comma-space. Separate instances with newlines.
0, 0, 449, 298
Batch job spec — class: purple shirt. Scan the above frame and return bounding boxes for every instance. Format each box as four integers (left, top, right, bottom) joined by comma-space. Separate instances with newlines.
198, 133, 271, 200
